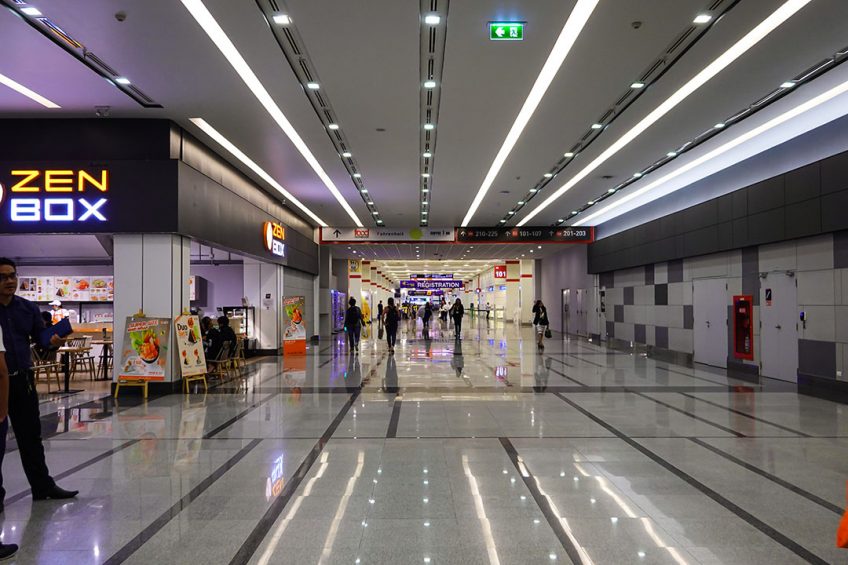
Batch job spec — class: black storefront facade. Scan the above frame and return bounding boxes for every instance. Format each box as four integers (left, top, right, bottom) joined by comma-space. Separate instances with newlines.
0, 119, 319, 393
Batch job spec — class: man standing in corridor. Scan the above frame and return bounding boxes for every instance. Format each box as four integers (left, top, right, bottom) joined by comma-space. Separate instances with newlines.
0, 258, 79, 509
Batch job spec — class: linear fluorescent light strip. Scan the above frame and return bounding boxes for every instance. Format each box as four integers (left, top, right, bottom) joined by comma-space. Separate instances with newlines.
190, 118, 327, 226
517, 0, 812, 227
577, 78, 848, 226
0, 72, 59, 108
179, 0, 363, 227
460, 0, 599, 227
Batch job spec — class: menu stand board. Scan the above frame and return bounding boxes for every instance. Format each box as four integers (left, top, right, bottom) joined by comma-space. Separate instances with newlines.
117, 316, 171, 382
174, 315, 207, 377
282, 296, 306, 355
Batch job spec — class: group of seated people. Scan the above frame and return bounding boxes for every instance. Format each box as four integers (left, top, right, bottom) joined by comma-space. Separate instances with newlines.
201, 315, 238, 361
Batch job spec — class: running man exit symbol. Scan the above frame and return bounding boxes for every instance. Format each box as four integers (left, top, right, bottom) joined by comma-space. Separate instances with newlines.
489, 22, 524, 41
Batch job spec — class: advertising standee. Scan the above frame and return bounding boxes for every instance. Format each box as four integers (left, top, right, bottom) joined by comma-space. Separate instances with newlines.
174, 314, 207, 377
117, 317, 172, 382
283, 296, 306, 355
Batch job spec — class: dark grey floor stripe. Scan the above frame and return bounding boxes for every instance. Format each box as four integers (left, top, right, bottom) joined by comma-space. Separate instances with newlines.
4, 439, 141, 507
500, 437, 584, 565
386, 397, 402, 438
102, 438, 263, 565
678, 392, 811, 437
203, 392, 282, 439
552, 392, 829, 565
546, 362, 588, 387
227, 391, 362, 565
688, 438, 843, 515
632, 391, 746, 437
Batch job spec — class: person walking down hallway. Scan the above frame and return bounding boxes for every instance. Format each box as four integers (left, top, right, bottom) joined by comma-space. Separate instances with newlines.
485, 302, 491, 321
344, 298, 364, 353
0, 258, 79, 509
532, 299, 550, 350
377, 300, 383, 328
383, 297, 400, 353
449, 298, 465, 339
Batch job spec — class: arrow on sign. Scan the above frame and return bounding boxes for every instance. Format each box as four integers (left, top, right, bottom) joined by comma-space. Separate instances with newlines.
333, 229, 341, 238
495, 26, 505, 37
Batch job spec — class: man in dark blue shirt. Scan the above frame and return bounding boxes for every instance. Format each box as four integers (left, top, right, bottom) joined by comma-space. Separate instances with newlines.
0, 258, 78, 509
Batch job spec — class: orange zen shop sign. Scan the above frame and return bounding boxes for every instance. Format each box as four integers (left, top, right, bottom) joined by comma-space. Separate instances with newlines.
1, 169, 109, 223
262, 221, 286, 258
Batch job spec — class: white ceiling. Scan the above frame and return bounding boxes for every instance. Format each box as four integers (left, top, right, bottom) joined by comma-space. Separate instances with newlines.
2, 0, 848, 247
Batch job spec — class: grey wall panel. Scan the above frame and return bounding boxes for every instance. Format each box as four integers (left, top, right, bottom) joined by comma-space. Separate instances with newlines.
798, 339, 836, 379
784, 200, 821, 240
821, 190, 848, 232
820, 151, 848, 194
747, 177, 784, 215
785, 163, 820, 204
746, 208, 785, 246
834, 231, 848, 269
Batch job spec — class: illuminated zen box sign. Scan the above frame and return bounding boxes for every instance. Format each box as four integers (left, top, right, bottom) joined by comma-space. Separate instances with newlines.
3, 169, 109, 222
262, 221, 286, 258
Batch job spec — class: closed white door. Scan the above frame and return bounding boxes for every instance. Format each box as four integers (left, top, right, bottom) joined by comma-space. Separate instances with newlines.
575, 289, 587, 336
693, 279, 728, 368
760, 273, 798, 382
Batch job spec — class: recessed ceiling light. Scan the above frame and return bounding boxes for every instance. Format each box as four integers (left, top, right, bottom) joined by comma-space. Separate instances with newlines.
0, 72, 60, 108
115, 77, 131, 85
179, 0, 362, 225
422, 173, 430, 178
590, 123, 603, 130
424, 80, 437, 89
424, 14, 441, 25
667, 151, 678, 157
189, 118, 326, 226
714, 122, 726, 128
633, 172, 643, 178
423, 151, 432, 158
693, 13, 713, 24
21, 6, 42, 16
564, 152, 575, 158
306, 82, 320, 90
608, 188, 616, 194
517, 0, 810, 228
460, 0, 599, 227
630, 81, 645, 89
422, 188, 429, 192
780, 81, 796, 88
518, 201, 525, 205
424, 123, 435, 130
507, 211, 515, 215
530, 188, 538, 193
530, 249, 534, 253
328, 123, 340, 130
372, 211, 379, 215
557, 218, 564, 222
272, 13, 292, 24
353, 173, 362, 178
367, 201, 373, 205
341, 152, 352, 158
587, 201, 594, 205
422, 211, 428, 215
361, 188, 368, 193
537, 245, 542, 249
571, 210, 578, 214
544, 173, 553, 178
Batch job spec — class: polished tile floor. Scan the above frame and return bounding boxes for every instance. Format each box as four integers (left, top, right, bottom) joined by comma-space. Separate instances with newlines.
3, 318, 848, 564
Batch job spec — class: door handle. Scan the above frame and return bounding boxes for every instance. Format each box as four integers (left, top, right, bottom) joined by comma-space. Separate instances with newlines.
706, 321, 710, 327
775, 324, 782, 330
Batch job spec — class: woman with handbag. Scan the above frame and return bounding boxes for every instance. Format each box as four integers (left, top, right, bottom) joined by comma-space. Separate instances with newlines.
532, 300, 550, 350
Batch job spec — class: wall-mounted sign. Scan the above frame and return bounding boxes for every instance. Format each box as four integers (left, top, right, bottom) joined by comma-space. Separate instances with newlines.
262, 221, 286, 258
498, 285, 508, 291
487, 286, 494, 292
320, 227, 454, 243
765, 288, 772, 306
494, 265, 507, 279
2, 168, 108, 223
348, 260, 361, 275
489, 21, 524, 41
400, 279, 463, 290
456, 226, 594, 243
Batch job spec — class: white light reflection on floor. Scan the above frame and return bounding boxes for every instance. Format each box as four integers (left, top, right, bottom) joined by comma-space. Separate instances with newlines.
319, 451, 365, 564
462, 454, 501, 565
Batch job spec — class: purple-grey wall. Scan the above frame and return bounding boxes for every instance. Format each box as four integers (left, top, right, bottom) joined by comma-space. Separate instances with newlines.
540, 246, 593, 334
190, 264, 244, 317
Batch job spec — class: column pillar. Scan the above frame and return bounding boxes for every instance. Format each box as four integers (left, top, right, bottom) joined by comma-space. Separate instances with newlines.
520, 259, 536, 325
113, 234, 190, 387
505, 260, 520, 324
318, 247, 332, 336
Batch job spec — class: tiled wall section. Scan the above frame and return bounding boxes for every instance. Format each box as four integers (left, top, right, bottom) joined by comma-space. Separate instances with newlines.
600, 231, 848, 383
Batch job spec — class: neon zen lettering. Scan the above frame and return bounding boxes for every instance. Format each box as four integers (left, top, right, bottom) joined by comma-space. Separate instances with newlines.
11, 198, 107, 222
10, 169, 109, 192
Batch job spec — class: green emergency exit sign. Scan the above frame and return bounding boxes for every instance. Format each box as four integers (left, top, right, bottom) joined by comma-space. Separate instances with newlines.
489, 22, 524, 41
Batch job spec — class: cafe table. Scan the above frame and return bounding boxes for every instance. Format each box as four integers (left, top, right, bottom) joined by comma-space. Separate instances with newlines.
56, 345, 89, 393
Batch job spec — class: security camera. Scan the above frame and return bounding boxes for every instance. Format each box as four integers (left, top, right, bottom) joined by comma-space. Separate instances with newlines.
115, 12, 127, 22
94, 106, 111, 118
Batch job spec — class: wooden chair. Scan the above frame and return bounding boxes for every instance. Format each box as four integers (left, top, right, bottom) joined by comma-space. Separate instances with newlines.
31, 345, 62, 393
67, 336, 96, 380
231, 338, 246, 371
207, 341, 232, 381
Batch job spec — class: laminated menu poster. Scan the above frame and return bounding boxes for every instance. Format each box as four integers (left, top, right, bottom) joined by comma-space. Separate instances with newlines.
17, 277, 37, 301
89, 276, 114, 301
282, 295, 306, 355
174, 314, 207, 377
118, 317, 171, 381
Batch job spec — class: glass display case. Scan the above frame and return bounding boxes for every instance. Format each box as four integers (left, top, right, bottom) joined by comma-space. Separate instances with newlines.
219, 306, 255, 339
330, 290, 346, 333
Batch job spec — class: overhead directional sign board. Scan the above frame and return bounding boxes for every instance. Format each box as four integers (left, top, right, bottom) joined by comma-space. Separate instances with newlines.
456, 226, 594, 244
489, 22, 524, 41
320, 227, 454, 243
